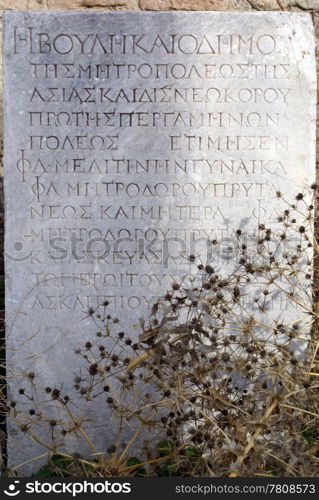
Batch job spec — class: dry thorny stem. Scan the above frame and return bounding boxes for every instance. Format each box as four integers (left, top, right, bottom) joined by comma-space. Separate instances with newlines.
1, 187, 319, 477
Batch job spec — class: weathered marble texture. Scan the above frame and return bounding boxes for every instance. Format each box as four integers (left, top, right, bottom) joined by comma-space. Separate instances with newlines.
3, 11, 316, 472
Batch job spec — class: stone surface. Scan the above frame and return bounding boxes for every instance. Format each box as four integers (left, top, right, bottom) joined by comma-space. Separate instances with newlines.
0, 0, 46, 8
0, 0, 139, 8
139, 0, 172, 9
3, 10, 316, 472
231, 0, 253, 7
140, 0, 296, 9
140, 0, 250, 10
49, 0, 129, 7
295, 0, 319, 9
247, 0, 281, 9
168, 0, 231, 9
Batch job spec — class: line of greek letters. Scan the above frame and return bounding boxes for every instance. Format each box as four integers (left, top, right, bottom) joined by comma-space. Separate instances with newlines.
15, 155, 288, 177
26, 134, 288, 151
30, 204, 226, 221
23, 227, 229, 242
29, 250, 201, 265
30, 181, 280, 200
13, 29, 277, 56
30, 294, 159, 310
30, 62, 291, 80
28, 135, 118, 150
170, 135, 288, 151
29, 293, 292, 311
29, 86, 291, 104
28, 111, 282, 128
32, 272, 183, 288
29, 198, 279, 221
